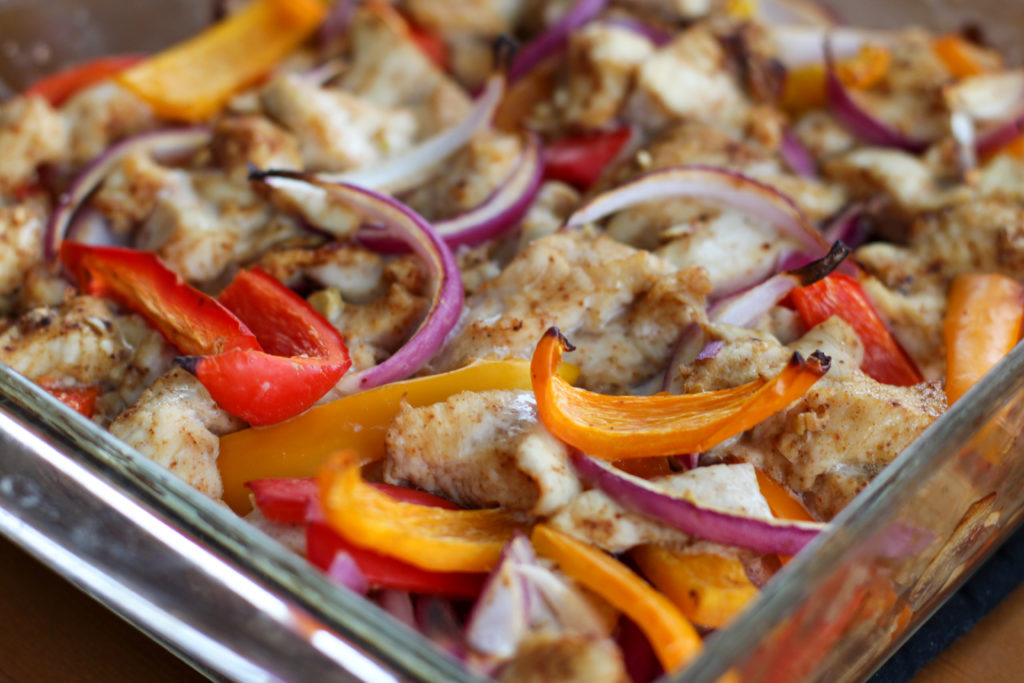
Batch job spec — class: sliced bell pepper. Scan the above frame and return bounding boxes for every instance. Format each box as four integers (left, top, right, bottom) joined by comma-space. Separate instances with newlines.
932, 34, 995, 79
531, 524, 702, 673
943, 273, 1023, 405
531, 327, 829, 460
37, 379, 100, 418
24, 55, 145, 106
318, 452, 528, 573
631, 546, 758, 629
782, 45, 890, 113
218, 359, 579, 513
59, 243, 260, 356
307, 521, 485, 598
754, 469, 815, 523
789, 273, 923, 386
115, 0, 326, 121
543, 126, 632, 191
178, 268, 351, 426
247, 476, 459, 524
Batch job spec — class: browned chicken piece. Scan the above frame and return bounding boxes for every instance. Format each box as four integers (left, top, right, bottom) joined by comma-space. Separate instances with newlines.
384, 389, 580, 515
547, 463, 773, 553
210, 115, 303, 178
91, 149, 177, 233
563, 23, 655, 129
406, 0, 522, 36
0, 199, 46, 315
791, 110, 857, 162
0, 95, 67, 197
110, 368, 244, 499
685, 317, 945, 519
260, 75, 418, 173
431, 230, 711, 394
60, 82, 156, 164
498, 633, 628, 683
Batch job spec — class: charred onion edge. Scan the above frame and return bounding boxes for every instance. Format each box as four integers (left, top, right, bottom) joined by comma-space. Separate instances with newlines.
43, 127, 213, 262
507, 0, 609, 83
571, 452, 827, 556
252, 170, 464, 395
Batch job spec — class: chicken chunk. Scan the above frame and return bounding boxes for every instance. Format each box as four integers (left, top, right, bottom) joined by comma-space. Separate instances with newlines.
260, 75, 418, 173
210, 115, 302, 178
0, 95, 67, 196
60, 82, 156, 164
563, 24, 655, 129
0, 200, 46, 314
498, 634, 628, 683
431, 230, 710, 394
110, 368, 244, 499
406, 0, 521, 36
384, 390, 580, 515
548, 464, 774, 553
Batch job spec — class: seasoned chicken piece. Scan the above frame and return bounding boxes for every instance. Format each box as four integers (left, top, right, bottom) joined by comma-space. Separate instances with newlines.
617, 0, 712, 20
519, 181, 581, 247
110, 368, 243, 499
859, 276, 947, 382
329, 280, 429, 372
431, 230, 710, 394
260, 75, 418, 173
245, 508, 307, 555
94, 313, 177, 425
0, 296, 129, 385
686, 318, 945, 519
254, 242, 389, 303
563, 23, 654, 129
0, 96, 67, 196
498, 633, 628, 683
0, 200, 46, 314
548, 464, 774, 553
384, 390, 580, 515
406, 0, 521, 36
626, 25, 747, 130
92, 149, 177, 233
60, 82, 156, 164
210, 115, 302, 178
791, 110, 857, 162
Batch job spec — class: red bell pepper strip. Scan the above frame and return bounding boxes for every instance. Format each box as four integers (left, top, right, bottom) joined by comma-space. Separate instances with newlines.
247, 477, 459, 524
24, 55, 145, 106
181, 268, 352, 426
789, 273, 923, 386
38, 380, 100, 418
59, 243, 260, 356
543, 126, 632, 190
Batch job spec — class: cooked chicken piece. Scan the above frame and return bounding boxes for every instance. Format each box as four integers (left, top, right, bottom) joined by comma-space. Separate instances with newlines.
975, 156, 1024, 203
92, 149, 177, 233
498, 633, 628, 683
563, 24, 655, 129
791, 110, 857, 162
0, 96, 67, 197
15, 264, 76, 313
859, 276, 947, 382
617, 0, 712, 20
519, 181, 581, 247
110, 368, 243, 499
685, 318, 945, 519
210, 115, 302, 178
94, 313, 177, 425
328, 280, 429, 372
244, 508, 307, 555
260, 75, 418, 173
254, 242, 388, 303
60, 82, 156, 164
0, 296, 129, 385
341, 4, 472, 134
431, 230, 710, 394
406, 0, 521, 36
548, 464, 773, 553
626, 25, 747, 130
385, 390, 580, 515
0, 200, 46, 315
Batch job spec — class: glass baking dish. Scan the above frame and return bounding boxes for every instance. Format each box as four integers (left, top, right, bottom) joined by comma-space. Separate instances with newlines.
2, 1, 1024, 681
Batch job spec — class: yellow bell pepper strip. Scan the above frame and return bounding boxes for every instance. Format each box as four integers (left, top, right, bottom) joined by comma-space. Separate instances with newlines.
631, 546, 758, 629
943, 273, 1024, 405
116, 0, 326, 121
531, 327, 829, 460
531, 524, 702, 673
782, 45, 890, 114
219, 359, 579, 513
317, 452, 528, 573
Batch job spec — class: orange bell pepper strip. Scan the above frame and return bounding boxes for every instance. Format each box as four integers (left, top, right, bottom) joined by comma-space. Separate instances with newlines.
116, 0, 326, 121
754, 469, 815, 523
632, 546, 758, 629
317, 452, 528, 573
531, 524, 702, 673
789, 273, 923, 386
932, 34, 999, 80
943, 273, 1023, 405
24, 55, 145, 106
218, 359, 579, 513
37, 380, 100, 418
530, 327, 829, 460
782, 45, 890, 113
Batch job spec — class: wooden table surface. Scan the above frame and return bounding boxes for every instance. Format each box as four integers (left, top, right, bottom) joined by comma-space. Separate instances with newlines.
1, 531, 1020, 683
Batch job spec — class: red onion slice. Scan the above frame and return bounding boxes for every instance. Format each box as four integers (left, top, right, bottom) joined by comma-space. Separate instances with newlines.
780, 129, 817, 177
945, 70, 1024, 168
327, 550, 369, 594
254, 172, 463, 396
379, 590, 417, 629
572, 453, 826, 556
43, 127, 212, 261
508, 0, 609, 83
317, 71, 506, 194
822, 200, 875, 248
358, 132, 544, 252
824, 38, 930, 153
564, 165, 830, 259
